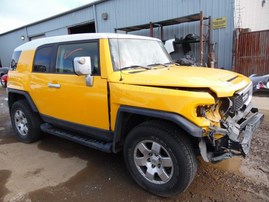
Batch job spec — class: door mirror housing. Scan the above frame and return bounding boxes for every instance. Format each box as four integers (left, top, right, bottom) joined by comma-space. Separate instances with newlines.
74, 57, 92, 75
74, 56, 94, 87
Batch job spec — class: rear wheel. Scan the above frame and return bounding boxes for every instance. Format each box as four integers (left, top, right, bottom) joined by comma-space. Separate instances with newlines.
11, 100, 43, 143
124, 120, 197, 197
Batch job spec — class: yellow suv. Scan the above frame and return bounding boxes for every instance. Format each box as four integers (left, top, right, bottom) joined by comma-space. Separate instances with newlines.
7, 33, 263, 197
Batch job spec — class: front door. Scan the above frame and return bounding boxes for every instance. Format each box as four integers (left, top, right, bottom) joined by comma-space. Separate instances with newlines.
30, 40, 110, 131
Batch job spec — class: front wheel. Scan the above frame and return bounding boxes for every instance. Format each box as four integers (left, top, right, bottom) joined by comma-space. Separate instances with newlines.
124, 120, 197, 197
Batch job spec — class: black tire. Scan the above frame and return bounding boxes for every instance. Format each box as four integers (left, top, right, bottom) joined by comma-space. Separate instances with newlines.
124, 120, 197, 197
11, 100, 43, 143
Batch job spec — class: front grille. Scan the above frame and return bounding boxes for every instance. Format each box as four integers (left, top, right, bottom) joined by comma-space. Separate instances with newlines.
230, 83, 253, 112
231, 95, 244, 112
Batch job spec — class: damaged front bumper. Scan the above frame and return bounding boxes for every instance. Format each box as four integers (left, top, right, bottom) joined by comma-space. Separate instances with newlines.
199, 107, 264, 163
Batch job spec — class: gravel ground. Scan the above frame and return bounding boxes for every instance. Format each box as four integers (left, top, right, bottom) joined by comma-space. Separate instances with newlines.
0, 87, 268, 202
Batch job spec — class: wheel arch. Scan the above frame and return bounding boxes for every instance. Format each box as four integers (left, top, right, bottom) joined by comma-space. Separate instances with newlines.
7, 88, 39, 113
112, 106, 203, 153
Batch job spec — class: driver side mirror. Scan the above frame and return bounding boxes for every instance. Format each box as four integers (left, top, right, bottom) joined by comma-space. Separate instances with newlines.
74, 56, 92, 75
74, 56, 94, 87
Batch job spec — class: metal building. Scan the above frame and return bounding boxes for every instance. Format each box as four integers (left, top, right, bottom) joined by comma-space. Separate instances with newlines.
0, 0, 235, 69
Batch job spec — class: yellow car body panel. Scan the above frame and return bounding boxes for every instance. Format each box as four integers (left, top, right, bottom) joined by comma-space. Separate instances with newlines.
29, 73, 110, 129
99, 38, 114, 78
8, 50, 35, 91
109, 82, 215, 131
108, 66, 251, 97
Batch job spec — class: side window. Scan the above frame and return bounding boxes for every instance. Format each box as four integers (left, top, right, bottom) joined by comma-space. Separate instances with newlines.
10, 51, 22, 70
55, 42, 99, 75
33, 47, 53, 72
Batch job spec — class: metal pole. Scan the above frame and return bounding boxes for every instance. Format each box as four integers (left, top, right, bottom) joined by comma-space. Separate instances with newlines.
208, 16, 211, 45
199, 11, 204, 66
161, 26, 163, 41
150, 22, 154, 37
207, 16, 211, 67
93, 4, 98, 33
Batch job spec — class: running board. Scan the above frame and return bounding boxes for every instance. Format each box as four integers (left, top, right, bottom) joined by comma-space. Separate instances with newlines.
40, 123, 112, 153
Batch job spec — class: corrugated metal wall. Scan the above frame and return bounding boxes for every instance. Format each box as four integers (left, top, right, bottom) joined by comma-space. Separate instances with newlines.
0, 0, 235, 69
27, 6, 95, 37
234, 30, 269, 76
97, 0, 235, 69
0, 28, 27, 67
0, 6, 96, 66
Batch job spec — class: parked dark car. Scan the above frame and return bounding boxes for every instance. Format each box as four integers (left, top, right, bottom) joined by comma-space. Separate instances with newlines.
0, 67, 9, 77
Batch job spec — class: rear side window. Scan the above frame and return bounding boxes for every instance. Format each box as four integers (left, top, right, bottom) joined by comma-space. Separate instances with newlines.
10, 51, 22, 70
33, 46, 53, 72
55, 42, 99, 75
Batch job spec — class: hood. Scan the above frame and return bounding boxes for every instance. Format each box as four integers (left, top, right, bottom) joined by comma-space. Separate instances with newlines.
111, 66, 251, 97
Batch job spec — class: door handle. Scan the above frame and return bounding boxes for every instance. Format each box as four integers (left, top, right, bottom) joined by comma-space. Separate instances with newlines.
48, 83, 61, 88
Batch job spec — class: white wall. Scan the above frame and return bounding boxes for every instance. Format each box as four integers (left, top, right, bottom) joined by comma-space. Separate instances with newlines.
236, 0, 269, 31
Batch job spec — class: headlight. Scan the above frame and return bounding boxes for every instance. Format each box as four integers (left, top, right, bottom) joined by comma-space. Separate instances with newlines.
219, 98, 232, 118
196, 103, 221, 123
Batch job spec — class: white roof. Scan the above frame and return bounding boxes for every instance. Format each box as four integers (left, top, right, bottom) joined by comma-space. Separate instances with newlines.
15, 33, 160, 51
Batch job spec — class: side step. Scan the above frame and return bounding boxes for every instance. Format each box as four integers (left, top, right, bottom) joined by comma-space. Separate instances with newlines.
40, 123, 112, 153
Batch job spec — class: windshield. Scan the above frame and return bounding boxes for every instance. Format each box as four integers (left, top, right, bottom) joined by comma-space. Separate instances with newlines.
109, 38, 172, 70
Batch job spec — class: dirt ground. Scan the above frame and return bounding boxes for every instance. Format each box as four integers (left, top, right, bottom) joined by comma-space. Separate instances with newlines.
0, 87, 268, 202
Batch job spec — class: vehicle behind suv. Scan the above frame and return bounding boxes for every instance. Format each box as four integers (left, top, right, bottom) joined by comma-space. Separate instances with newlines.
7, 33, 264, 197
0, 67, 9, 88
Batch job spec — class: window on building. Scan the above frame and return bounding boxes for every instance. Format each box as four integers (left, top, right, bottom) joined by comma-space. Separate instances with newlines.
33, 46, 53, 72
55, 42, 99, 75
68, 23, 95, 34
30, 34, 45, 41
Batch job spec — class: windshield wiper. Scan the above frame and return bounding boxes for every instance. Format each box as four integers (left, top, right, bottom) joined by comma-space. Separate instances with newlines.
147, 63, 168, 67
164, 62, 180, 66
120, 65, 151, 71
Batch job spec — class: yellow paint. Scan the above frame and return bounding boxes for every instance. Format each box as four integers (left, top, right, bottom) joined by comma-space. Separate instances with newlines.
29, 73, 110, 129
214, 134, 224, 140
110, 66, 250, 97
99, 38, 114, 78
109, 82, 215, 130
8, 50, 35, 91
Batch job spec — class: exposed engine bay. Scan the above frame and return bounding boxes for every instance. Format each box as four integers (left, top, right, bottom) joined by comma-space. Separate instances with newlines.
198, 83, 264, 163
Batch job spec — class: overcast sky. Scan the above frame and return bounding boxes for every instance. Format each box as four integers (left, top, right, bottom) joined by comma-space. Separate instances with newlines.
0, 0, 95, 34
